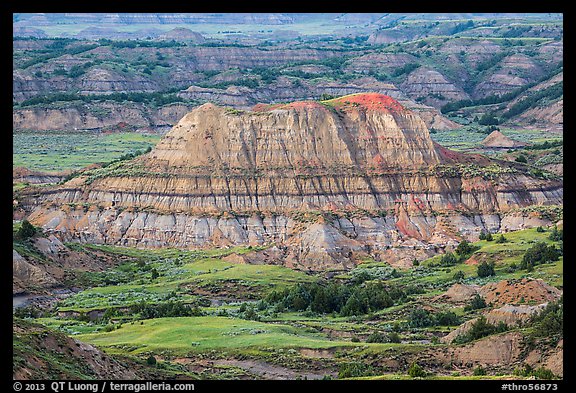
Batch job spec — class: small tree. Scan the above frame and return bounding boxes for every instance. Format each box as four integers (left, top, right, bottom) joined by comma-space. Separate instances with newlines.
151, 268, 159, 280
408, 309, 433, 328
479, 230, 487, 240
485, 232, 493, 241
456, 239, 474, 256
477, 261, 496, 278
548, 226, 563, 241
408, 362, 426, 378
435, 311, 462, 326
453, 270, 465, 281
146, 355, 157, 366
388, 332, 401, 343
366, 332, 387, 343
440, 252, 458, 266
473, 366, 487, 376
465, 294, 487, 311
16, 219, 37, 239
495, 234, 507, 244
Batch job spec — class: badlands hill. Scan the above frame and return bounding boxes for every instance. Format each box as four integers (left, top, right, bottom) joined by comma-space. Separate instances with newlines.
19, 93, 562, 270
481, 130, 527, 148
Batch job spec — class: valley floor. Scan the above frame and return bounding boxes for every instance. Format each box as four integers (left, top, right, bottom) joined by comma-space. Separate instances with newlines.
13, 226, 563, 380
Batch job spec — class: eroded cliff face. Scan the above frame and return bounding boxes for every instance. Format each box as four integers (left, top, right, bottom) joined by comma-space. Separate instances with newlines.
20, 93, 563, 270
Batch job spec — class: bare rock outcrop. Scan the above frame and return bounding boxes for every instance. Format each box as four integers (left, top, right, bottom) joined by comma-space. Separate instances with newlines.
441, 303, 546, 344
481, 130, 527, 149
479, 278, 562, 307
433, 283, 480, 303
446, 331, 525, 365
13, 319, 139, 380
19, 94, 563, 270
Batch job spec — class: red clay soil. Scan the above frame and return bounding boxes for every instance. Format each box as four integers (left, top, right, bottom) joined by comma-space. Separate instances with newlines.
480, 278, 562, 307
327, 92, 407, 112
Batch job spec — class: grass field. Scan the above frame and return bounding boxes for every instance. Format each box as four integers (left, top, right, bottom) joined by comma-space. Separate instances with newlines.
32, 21, 351, 39
430, 126, 555, 151
13, 132, 161, 173
57, 244, 316, 312
75, 316, 358, 355
19, 224, 562, 379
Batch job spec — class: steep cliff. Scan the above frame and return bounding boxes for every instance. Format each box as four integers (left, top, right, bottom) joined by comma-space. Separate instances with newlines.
20, 93, 562, 270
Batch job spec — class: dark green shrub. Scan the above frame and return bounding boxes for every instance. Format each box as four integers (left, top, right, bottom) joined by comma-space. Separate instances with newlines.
477, 261, 496, 278
465, 294, 487, 312
338, 363, 373, 379
388, 332, 401, 343
455, 239, 477, 256
366, 332, 387, 343
440, 252, 458, 266
407, 362, 426, 378
435, 311, 462, 326
532, 367, 557, 380
473, 366, 487, 376
521, 242, 560, 271
548, 226, 563, 241
16, 220, 37, 239
495, 234, 507, 243
453, 316, 508, 344
408, 309, 433, 328
146, 355, 157, 366
453, 270, 465, 281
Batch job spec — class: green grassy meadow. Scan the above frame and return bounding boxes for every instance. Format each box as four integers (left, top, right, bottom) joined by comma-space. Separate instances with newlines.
16, 224, 562, 379
13, 132, 161, 173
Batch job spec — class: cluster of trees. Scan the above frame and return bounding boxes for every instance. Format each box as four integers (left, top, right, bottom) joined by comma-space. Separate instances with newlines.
18, 91, 186, 107
19, 43, 98, 69
476, 51, 509, 72
199, 78, 260, 90
464, 294, 488, 312
478, 230, 494, 241
433, 240, 480, 267
479, 232, 507, 244
501, 82, 563, 121
502, 26, 532, 38
514, 364, 557, 380
548, 226, 563, 241
342, 36, 369, 45
520, 242, 560, 271
450, 20, 475, 35
477, 261, 496, 278
364, 331, 401, 343
452, 316, 508, 344
525, 140, 563, 151
130, 300, 203, 320
67, 62, 94, 78
338, 363, 375, 379
391, 63, 420, 77
478, 112, 500, 126
115, 146, 153, 163
407, 309, 462, 328
529, 297, 562, 340
97, 38, 184, 48
15, 220, 37, 240
440, 62, 563, 115
265, 281, 407, 317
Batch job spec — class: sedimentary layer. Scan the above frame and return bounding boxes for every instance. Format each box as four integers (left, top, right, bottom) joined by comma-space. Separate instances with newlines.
19, 93, 563, 270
